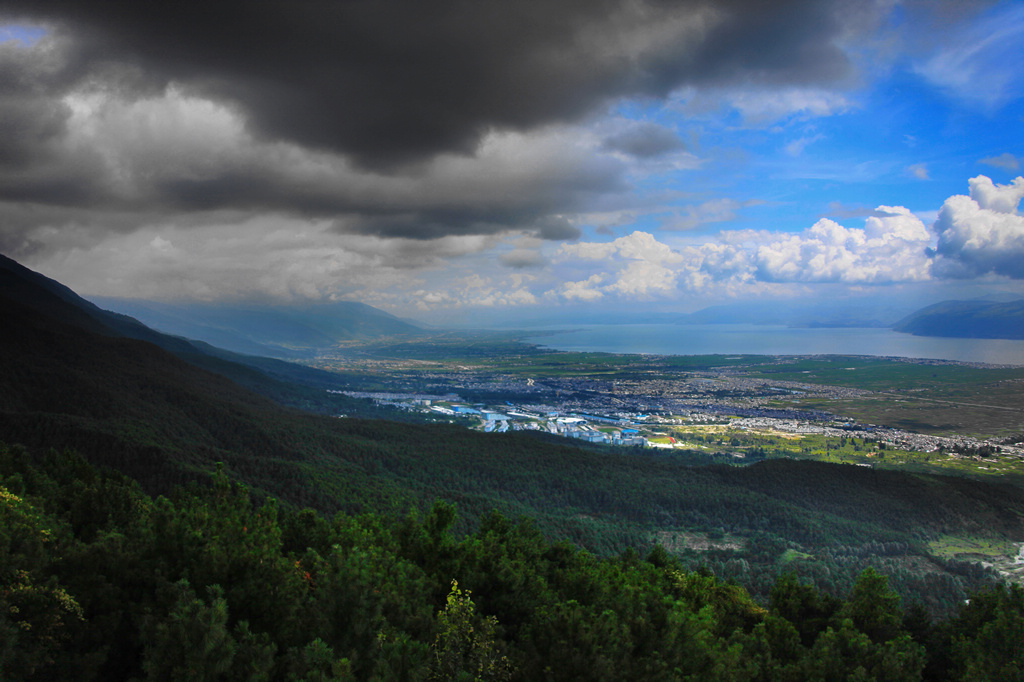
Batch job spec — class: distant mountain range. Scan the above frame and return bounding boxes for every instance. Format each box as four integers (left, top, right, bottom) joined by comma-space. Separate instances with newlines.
679, 300, 909, 328
91, 296, 422, 357
467, 299, 916, 329
893, 299, 1024, 340
482, 298, 1024, 342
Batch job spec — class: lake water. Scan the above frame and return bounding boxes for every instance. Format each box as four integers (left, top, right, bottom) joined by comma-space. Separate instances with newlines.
523, 324, 1024, 366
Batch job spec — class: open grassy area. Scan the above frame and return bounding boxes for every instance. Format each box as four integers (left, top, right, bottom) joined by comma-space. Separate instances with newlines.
928, 534, 1018, 559
779, 548, 815, 564
790, 392, 1024, 438
749, 356, 1024, 437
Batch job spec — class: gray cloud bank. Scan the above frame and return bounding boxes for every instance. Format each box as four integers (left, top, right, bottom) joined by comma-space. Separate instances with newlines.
3, 0, 861, 166
0, 0, 877, 255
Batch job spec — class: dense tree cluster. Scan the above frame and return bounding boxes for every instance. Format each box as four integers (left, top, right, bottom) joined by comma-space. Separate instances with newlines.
2, 443, 1022, 681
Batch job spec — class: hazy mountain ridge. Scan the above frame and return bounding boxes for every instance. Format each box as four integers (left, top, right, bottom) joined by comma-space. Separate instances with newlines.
894, 299, 1024, 340
91, 296, 424, 358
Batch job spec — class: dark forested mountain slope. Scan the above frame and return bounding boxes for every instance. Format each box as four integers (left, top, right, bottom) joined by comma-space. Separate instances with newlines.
0, 253, 208, 354
894, 299, 1024, 339
0, 253, 374, 416
2, 253, 1024, 624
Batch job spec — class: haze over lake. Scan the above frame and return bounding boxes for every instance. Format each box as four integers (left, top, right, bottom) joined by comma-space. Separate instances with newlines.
524, 324, 1024, 366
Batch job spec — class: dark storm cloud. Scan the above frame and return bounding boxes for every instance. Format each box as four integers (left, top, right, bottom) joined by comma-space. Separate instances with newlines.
5, 0, 866, 170
534, 217, 582, 242
339, 208, 582, 242
0, 0, 890, 260
602, 123, 686, 158
0, 37, 76, 168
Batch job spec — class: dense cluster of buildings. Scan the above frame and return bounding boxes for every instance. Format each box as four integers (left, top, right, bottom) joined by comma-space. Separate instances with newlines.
330, 375, 1022, 459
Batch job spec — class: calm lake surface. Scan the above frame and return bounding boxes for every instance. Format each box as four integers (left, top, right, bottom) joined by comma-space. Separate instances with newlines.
522, 324, 1024, 366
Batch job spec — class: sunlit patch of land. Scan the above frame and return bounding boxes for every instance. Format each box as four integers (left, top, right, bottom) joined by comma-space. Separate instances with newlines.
652, 530, 745, 553
779, 548, 815, 563
929, 535, 1024, 584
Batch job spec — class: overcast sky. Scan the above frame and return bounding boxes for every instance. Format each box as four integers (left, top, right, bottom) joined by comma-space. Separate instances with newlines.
1, 0, 1022, 323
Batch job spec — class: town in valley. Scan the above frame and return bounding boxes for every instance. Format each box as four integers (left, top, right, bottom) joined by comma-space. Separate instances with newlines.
314, 340, 1024, 479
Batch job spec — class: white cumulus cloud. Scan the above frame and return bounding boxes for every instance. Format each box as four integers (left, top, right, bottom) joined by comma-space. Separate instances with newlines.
752, 207, 932, 283
555, 230, 686, 298
968, 174, 1024, 213
551, 207, 933, 303
560, 274, 605, 301
933, 175, 1024, 279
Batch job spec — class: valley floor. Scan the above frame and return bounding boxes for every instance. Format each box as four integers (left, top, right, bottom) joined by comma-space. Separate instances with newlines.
309, 338, 1024, 583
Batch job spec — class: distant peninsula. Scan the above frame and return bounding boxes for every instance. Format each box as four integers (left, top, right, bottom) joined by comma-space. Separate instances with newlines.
893, 299, 1024, 340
